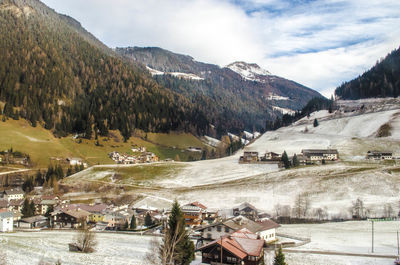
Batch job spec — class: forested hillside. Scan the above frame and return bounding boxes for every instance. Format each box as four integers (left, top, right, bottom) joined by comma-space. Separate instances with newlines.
335, 46, 400, 99
0, 0, 209, 140
117, 47, 323, 134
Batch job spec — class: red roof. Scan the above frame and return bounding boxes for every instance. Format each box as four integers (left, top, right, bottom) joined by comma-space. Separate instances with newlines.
198, 229, 264, 259
189, 201, 207, 210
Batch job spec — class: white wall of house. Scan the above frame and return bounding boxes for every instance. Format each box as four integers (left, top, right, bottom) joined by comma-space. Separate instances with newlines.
5, 193, 24, 202
201, 225, 234, 240
0, 216, 13, 232
257, 228, 276, 243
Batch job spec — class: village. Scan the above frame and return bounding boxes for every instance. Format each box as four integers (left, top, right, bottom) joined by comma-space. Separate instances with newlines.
239, 148, 396, 166
108, 147, 160, 164
0, 183, 284, 264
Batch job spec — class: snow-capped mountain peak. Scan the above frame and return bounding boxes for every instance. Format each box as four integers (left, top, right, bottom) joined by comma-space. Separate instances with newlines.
226, 61, 271, 82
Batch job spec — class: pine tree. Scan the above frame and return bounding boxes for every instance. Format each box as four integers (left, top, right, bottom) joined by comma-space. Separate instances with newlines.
130, 214, 136, 230
159, 200, 195, 265
21, 199, 31, 218
274, 247, 287, 265
313, 118, 319, 127
281, 151, 290, 169
145, 212, 153, 227
292, 154, 299, 167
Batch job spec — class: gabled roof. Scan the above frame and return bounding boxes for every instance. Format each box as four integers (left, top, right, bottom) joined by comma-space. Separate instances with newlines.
0, 200, 8, 208
4, 189, 24, 196
77, 203, 108, 213
188, 201, 207, 210
63, 209, 91, 219
256, 219, 280, 230
9, 199, 24, 206
223, 216, 262, 233
20, 215, 48, 223
0, 211, 14, 219
302, 149, 338, 155
198, 230, 264, 259
40, 200, 56, 205
236, 202, 258, 212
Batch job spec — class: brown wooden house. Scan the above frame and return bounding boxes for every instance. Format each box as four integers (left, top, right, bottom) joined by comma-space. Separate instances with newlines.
198, 228, 265, 265
51, 208, 91, 228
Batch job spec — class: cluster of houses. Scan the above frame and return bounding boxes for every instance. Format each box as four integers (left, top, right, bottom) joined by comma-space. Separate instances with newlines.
240, 149, 339, 165
0, 189, 280, 265
109, 147, 159, 164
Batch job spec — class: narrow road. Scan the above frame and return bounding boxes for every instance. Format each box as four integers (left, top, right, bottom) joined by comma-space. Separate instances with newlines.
0, 168, 31, 176
283, 249, 397, 259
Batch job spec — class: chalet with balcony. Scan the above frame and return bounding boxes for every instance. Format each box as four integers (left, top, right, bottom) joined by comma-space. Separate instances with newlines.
366, 150, 393, 160
301, 149, 339, 162
198, 228, 265, 265
239, 152, 259, 163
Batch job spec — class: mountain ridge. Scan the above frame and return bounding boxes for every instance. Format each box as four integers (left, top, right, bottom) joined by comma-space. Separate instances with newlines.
117, 46, 323, 133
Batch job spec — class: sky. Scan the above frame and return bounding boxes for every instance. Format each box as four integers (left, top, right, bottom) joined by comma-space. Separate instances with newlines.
41, 0, 400, 98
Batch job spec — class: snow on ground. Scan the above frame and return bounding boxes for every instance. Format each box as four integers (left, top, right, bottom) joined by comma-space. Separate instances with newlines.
279, 221, 400, 254
226, 61, 271, 82
266, 93, 290, 101
272, 106, 295, 115
2, 221, 397, 265
202, 136, 221, 147
0, 231, 153, 265
67, 99, 400, 217
146, 66, 204, 80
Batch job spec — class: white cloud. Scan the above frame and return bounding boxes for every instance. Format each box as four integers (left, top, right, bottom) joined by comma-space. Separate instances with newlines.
41, 0, 400, 95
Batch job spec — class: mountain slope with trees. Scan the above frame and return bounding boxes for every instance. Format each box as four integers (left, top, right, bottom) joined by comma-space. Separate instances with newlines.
116, 47, 323, 134
335, 46, 400, 99
0, 0, 209, 141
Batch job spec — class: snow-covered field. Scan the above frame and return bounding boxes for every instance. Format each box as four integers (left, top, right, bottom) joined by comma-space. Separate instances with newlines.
2, 221, 398, 265
0, 231, 153, 265
65, 99, 400, 217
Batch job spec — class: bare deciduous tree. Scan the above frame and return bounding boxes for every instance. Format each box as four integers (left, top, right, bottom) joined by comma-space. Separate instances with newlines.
352, 198, 367, 219
293, 194, 311, 218
75, 228, 97, 253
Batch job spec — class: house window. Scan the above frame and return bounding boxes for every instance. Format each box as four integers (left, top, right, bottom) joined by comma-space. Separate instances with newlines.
217, 226, 221, 232
208, 227, 212, 231
225, 227, 229, 233
207, 233, 212, 239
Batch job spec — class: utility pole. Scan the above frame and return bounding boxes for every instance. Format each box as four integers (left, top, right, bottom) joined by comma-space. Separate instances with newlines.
397, 230, 399, 256
371, 220, 374, 253
220, 236, 223, 265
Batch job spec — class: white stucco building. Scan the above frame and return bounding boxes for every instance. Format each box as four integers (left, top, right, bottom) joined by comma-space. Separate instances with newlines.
0, 211, 14, 232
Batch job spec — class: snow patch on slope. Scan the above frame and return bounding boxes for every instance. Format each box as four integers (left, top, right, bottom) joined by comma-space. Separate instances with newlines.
273, 106, 295, 115
146, 66, 204, 80
226, 61, 270, 82
266, 93, 290, 101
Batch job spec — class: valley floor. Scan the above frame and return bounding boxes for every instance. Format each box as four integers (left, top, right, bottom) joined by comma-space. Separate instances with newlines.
1, 221, 398, 265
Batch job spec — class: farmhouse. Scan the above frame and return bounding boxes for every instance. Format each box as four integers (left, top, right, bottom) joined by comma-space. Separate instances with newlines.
0, 211, 13, 232
182, 202, 207, 227
66, 157, 85, 166
3, 188, 24, 202
262, 152, 281, 161
301, 149, 339, 162
233, 202, 258, 221
239, 152, 259, 163
197, 215, 279, 243
198, 228, 265, 265
17, 215, 48, 229
51, 208, 91, 228
366, 150, 393, 160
